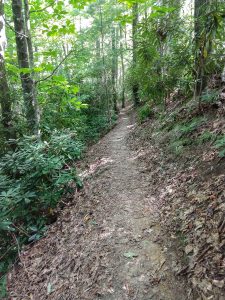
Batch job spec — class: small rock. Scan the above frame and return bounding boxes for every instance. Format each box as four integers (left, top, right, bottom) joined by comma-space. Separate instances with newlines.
185, 244, 193, 255
212, 279, 224, 288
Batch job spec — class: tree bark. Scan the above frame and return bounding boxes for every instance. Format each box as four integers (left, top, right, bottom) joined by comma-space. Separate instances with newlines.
0, 0, 15, 142
95, 38, 102, 105
194, 0, 209, 100
99, 4, 111, 123
120, 25, 125, 109
132, 2, 140, 106
24, 0, 34, 69
111, 26, 119, 114
12, 0, 39, 134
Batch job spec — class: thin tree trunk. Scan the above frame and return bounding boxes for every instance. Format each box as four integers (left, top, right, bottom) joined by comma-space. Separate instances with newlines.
99, 4, 111, 123
132, 2, 140, 106
111, 26, 119, 114
96, 38, 102, 105
120, 25, 125, 108
12, 0, 39, 134
24, 0, 41, 125
0, 0, 15, 142
24, 0, 34, 69
194, 0, 209, 102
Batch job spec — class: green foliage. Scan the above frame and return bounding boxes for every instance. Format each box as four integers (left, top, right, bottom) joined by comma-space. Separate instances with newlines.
1, 0, 225, 294
0, 131, 83, 281
1, 1, 124, 285
197, 130, 214, 144
200, 90, 220, 104
169, 127, 213, 155
214, 135, 225, 157
0, 276, 7, 299
167, 117, 207, 155
84, 112, 116, 141
173, 117, 206, 139
169, 138, 189, 156
137, 103, 152, 123
130, 5, 194, 105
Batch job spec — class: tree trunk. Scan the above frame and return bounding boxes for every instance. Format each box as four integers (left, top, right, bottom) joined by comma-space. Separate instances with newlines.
120, 25, 125, 109
24, 0, 34, 69
194, 0, 209, 100
12, 0, 39, 134
99, 4, 111, 123
111, 26, 119, 114
132, 2, 140, 106
0, 0, 15, 142
96, 38, 102, 105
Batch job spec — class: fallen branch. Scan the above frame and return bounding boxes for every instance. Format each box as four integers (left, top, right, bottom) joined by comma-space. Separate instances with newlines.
197, 245, 212, 263
11, 233, 30, 278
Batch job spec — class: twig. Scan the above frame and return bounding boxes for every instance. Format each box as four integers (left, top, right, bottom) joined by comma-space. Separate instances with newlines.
35, 49, 74, 84
11, 233, 30, 278
30, 1, 56, 14
196, 245, 212, 263
12, 223, 30, 237
2, 237, 43, 288
176, 265, 189, 276
218, 213, 225, 233
0, 242, 17, 261
3, 16, 28, 38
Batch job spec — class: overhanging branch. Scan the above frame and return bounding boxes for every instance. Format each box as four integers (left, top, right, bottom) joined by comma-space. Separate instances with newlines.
35, 49, 74, 84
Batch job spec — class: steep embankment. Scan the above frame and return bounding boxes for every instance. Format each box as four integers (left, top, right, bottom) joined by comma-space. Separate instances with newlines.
129, 99, 225, 299
7, 107, 189, 299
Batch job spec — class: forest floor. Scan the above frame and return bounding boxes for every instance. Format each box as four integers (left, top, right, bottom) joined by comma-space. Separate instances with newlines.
7, 106, 191, 300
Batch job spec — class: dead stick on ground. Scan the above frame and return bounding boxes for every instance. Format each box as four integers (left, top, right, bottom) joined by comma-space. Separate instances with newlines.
197, 245, 212, 263
12, 233, 30, 278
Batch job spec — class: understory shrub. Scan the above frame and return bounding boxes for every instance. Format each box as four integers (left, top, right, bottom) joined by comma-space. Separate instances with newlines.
168, 117, 207, 155
197, 130, 214, 144
138, 103, 153, 123
200, 90, 220, 104
214, 135, 225, 157
173, 117, 206, 139
0, 130, 83, 288
84, 113, 115, 142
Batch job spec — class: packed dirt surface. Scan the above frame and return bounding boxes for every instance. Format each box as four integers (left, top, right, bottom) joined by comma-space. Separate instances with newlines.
8, 107, 189, 299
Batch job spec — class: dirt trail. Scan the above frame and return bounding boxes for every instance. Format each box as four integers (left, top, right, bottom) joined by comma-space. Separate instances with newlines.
9, 108, 188, 299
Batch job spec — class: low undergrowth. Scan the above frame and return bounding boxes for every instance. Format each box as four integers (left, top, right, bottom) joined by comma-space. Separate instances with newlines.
0, 108, 118, 297
0, 102, 118, 297
157, 89, 225, 158
0, 131, 84, 295
137, 103, 153, 123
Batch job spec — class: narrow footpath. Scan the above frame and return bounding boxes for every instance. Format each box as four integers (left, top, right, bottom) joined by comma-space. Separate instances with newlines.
9, 108, 189, 299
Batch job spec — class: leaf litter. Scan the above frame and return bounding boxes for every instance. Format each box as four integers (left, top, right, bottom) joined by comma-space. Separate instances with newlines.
7, 104, 225, 299
128, 107, 225, 299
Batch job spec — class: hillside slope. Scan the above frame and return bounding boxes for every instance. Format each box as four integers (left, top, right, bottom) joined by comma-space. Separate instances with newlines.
129, 97, 225, 299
